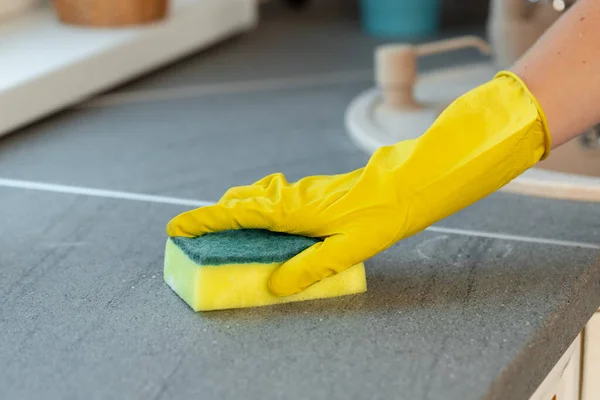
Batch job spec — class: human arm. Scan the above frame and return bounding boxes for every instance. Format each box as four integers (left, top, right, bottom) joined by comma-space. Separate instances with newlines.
512, 0, 600, 147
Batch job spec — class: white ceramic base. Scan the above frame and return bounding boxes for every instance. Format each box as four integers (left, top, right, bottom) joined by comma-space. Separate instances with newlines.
348, 90, 439, 142
345, 62, 600, 202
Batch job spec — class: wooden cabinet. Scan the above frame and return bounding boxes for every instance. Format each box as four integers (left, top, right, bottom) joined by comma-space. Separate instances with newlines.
529, 334, 581, 400
527, 310, 600, 400
581, 312, 600, 400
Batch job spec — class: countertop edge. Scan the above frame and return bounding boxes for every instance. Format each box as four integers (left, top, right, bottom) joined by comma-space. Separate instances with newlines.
486, 256, 600, 400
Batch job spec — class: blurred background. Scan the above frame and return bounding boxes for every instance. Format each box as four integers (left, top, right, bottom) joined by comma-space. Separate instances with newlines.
1, 0, 597, 224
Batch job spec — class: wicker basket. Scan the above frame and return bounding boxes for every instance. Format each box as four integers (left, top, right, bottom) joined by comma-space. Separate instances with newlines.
53, 0, 168, 27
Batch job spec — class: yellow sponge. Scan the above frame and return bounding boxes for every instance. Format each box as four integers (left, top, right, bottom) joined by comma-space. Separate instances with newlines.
163, 229, 367, 311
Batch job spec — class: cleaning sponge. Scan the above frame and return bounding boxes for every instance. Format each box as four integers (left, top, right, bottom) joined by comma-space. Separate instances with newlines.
163, 229, 367, 311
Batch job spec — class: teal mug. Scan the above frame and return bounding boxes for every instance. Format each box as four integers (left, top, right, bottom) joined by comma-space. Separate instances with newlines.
359, 0, 442, 38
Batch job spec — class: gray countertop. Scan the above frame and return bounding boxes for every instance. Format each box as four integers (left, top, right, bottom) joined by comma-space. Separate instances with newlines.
1, 3, 599, 400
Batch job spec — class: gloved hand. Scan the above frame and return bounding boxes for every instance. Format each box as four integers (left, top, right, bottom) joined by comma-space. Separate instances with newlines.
166, 71, 551, 297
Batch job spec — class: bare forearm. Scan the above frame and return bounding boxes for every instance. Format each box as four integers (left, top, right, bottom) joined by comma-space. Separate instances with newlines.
511, 0, 600, 148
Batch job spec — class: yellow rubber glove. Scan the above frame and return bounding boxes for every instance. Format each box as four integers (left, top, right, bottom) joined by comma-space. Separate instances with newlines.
166, 71, 551, 296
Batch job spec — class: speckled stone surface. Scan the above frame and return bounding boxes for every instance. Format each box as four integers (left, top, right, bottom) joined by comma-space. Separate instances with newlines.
1, 2, 599, 400
1, 190, 599, 400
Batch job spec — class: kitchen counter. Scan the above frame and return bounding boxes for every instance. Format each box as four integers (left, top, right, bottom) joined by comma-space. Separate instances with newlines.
1, 2, 599, 399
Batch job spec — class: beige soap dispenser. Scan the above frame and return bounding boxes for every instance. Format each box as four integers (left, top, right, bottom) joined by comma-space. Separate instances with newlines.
366, 35, 491, 142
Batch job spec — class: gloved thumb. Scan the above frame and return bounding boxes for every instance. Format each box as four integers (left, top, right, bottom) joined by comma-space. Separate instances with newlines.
267, 235, 361, 297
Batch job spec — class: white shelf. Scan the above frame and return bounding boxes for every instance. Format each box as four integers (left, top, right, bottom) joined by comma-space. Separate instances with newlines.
0, 0, 258, 136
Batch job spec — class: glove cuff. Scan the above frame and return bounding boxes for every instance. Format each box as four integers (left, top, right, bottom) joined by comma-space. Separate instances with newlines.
494, 70, 552, 160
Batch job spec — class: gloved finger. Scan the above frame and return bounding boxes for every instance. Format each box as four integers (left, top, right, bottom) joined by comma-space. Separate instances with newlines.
166, 198, 277, 237
219, 173, 289, 203
252, 172, 289, 189
219, 185, 264, 203
267, 234, 363, 297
